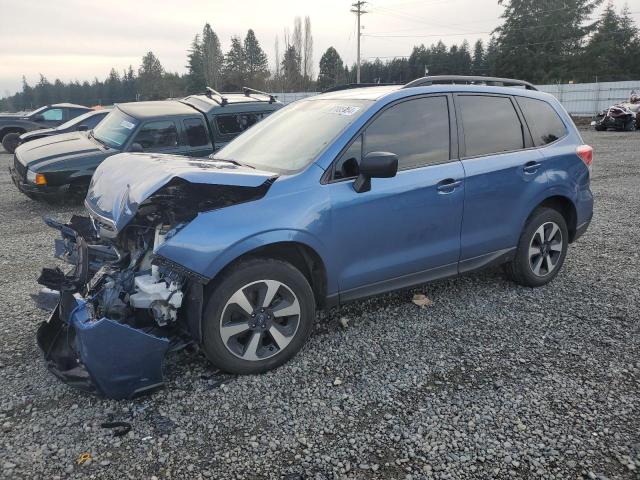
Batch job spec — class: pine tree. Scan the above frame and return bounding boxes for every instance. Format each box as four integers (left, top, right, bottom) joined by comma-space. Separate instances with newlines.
281, 44, 302, 92
202, 24, 224, 89
583, 2, 640, 81
223, 37, 247, 90
244, 29, 269, 88
317, 47, 344, 91
186, 34, 206, 93
472, 39, 486, 75
138, 51, 165, 100
495, 0, 602, 83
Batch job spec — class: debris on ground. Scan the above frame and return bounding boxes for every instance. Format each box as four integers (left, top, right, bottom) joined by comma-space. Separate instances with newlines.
412, 293, 433, 308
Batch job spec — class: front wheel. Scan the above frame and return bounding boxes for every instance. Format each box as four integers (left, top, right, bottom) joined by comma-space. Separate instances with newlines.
624, 118, 636, 131
504, 208, 569, 287
202, 258, 315, 374
2, 132, 21, 153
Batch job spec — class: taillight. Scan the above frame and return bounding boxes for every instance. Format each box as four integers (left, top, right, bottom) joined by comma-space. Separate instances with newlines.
577, 145, 593, 172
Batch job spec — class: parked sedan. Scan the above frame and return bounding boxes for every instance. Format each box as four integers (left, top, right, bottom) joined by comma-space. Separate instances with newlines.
18, 109, 110, 146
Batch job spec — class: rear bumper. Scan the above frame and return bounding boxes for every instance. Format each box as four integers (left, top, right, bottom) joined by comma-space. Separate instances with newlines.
37, 291, 170, 399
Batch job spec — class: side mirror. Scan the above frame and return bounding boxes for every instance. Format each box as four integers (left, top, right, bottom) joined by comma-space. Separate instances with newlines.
353, 151, 398, 193
32, 114, 45, 122
129, 142, 144, 153
77, 125, 88, 131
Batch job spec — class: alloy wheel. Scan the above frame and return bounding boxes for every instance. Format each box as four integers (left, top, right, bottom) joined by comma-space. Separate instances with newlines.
528, 221, 563, 277
219, 280, 301, 361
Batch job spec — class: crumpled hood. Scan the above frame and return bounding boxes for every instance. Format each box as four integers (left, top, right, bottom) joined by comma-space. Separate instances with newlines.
14, 131, 112, 170
86, 153, 277, 231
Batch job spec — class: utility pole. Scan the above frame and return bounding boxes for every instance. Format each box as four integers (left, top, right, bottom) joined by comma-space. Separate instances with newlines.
351, 1, 367, 84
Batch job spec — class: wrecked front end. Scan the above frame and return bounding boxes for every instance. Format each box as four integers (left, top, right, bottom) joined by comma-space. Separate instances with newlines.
37, 154, 275, 399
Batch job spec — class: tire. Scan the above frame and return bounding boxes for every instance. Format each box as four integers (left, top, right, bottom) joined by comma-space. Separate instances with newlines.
202, 258, 315, 374
504, 207, 569, 287
2, 132, 21, 153
624, 118, 636, 131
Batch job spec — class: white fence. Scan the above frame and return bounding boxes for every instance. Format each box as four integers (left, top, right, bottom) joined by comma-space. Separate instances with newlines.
537, 80, 640, 116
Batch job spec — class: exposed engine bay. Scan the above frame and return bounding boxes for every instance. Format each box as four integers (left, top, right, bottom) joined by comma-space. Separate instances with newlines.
37, 173, 274, 399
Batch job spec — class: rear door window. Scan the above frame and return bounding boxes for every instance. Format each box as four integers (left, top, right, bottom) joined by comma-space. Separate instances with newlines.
183, 118, 210, 147
133, 120, 180, 149
459, 95, 524, 157
516, 97, 567, 146
214, 113, 265, 136
364, 96, 450, 170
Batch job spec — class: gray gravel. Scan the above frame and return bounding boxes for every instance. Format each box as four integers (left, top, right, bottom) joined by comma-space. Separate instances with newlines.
0, 130, 639, 480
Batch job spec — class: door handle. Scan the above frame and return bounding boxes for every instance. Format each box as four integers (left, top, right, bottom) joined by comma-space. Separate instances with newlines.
523, 161, 541, 173
437, 178, 462, 193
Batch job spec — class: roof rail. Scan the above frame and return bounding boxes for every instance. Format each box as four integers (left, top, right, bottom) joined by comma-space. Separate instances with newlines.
205, 87, 228, 106
403, 75, 538, 91
242, 87, 277, 104
322, 82, 398, 93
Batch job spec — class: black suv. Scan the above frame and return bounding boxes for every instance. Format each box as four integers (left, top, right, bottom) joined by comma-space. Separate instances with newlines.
0, 103, 91, 153
10, 88, 282, 199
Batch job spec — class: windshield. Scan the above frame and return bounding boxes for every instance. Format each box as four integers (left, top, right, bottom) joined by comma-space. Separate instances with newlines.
55, 110, 96, 130
27, 106, 47, 117
93, 109, 138, 149
213, 99, 373, 173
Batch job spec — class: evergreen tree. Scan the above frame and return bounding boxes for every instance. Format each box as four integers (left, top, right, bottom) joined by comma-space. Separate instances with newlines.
244, 29, 269, 88
494, 0, 602, 83
138, 51, 165, 100
472, 39, 486, 75
281, 44, 302, 92
223, 37, 247, 90
202, 24, 224, 89
582, 3, 640, 81
317, 47, 344, 91
123, 65, 137, 101
186, 34, 206, 93
104, 68, 121, 105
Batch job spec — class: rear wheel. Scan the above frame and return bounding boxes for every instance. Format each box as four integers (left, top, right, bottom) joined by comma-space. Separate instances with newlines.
624, 118, 636, 131
202, 258, 315, 374
504, 208, 568, 287
2, 132, 21, 153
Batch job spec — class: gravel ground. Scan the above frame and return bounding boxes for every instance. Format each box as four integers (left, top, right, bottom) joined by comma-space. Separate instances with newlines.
0, 130, 639, 480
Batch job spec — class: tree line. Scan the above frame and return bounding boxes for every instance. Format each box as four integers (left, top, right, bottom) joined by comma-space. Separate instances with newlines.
318, 1, 640, 89
1, 1, 639, 112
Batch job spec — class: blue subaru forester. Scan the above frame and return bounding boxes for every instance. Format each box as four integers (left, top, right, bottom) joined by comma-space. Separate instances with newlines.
38, 76, 593, 398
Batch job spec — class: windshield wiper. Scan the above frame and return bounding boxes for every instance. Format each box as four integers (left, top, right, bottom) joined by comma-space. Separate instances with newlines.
89, 131, 109, 149
212, 158, 255, 169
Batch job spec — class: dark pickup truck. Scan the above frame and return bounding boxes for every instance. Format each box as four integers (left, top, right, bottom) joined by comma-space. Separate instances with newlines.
1, 103, 91, 153
10, 88, 283, 200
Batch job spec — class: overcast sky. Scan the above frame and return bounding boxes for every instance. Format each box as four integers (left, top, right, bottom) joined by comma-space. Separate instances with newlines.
0, 0, 637, 97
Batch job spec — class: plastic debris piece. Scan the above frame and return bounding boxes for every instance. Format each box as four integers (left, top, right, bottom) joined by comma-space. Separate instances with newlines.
100, 421, 132, 437
412, 293, 433, 308
338, 317, 350, 329
76, 452, 92, 465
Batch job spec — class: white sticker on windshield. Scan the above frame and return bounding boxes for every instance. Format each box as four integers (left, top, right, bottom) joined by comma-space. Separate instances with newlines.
120, 120, 135, 130
328, 105, 361, 116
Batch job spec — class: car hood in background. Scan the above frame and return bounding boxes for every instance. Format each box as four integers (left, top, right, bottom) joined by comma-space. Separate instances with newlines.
20, 127, 56, 141
14, 132, 114, 170
86, 153, 277, 232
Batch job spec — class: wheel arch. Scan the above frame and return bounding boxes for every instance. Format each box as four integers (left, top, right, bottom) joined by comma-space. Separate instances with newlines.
0, 126, 26, 140
528, 194, 578, 243
205, 240, 329, 310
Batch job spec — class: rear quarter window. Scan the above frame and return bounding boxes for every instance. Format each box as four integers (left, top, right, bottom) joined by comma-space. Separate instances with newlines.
516, 97, 567, 146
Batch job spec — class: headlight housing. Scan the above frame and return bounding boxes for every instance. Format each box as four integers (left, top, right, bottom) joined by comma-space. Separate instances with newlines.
26, 169, 47, 185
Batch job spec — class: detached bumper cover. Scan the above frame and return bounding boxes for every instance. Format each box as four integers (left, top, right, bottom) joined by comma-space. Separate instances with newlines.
37, 292, 170, 399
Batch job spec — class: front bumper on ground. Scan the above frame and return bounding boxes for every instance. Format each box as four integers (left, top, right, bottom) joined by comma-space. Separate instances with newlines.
37, 291, 170, 399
